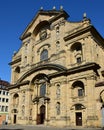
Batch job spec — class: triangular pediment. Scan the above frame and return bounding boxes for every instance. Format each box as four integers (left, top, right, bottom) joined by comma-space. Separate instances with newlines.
20, 9, 69, 40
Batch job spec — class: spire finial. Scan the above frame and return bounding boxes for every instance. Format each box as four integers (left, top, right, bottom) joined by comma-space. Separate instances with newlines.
40, 7, 43, 11
60, 5, 63, 11
53, 6, 56, 10
83, 12, 87, 19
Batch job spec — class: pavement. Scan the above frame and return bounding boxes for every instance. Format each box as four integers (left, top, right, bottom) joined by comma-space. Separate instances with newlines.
0, 124, 103, 130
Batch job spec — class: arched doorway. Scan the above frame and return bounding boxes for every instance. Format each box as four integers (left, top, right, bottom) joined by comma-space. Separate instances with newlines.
76, 112, 82, 126
37, 105, 45, 124
12, 93, 19, 124
71, 103, 86, 126
12, 109, 18, 124
40, 105, 45, 124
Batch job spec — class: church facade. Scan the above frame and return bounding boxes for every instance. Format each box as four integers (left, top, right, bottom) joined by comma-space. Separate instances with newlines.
8, 8, 104, 128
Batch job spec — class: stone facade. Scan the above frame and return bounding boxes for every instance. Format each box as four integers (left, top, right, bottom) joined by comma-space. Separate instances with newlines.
8, 9, 104, 128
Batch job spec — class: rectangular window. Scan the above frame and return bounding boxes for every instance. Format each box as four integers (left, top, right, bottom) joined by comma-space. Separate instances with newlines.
5, 106, 8, 112
1, 106, 5, 112
6, 92, 9, 95
77, 57, 81, 63
2, 85, 6, 89
78, 89, 83, 97
2, 98, 5, 102
40, 84, 46, 96
6, 98, 9, 102
3, 91, 5, 95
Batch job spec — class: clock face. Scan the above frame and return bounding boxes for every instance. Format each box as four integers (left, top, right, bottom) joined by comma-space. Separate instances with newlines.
39, 29, 47, 40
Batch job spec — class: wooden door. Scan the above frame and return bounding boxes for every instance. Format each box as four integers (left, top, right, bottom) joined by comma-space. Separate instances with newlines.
37, 114, 41, 124
76, 112, 82, 126
13, 114, 16, 124
40, 105, 45, 124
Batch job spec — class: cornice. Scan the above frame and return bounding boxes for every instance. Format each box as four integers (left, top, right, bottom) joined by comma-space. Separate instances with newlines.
9, 62, 100, 89
48, 62, 100, 79
9, 57, 21, 66
8, 80, 30, 90
17, 63, 67, 83
64, 25, 92, 41
64, 25, 104, 48
95, 81, 104, 87
20, 32, 31, 41
67, 62, 100, 74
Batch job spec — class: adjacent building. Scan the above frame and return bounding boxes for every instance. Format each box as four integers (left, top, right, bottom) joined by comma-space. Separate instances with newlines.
8, 8, 104, 128
0, 79, 9, 124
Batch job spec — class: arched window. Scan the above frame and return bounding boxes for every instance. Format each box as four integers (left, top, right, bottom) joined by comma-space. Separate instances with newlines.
75, 104, 83, 110
15, 66, 20, 73
13, 93, 19, 105
14, 66, 20, 82
56, 84, 60, 98
71, 103, 86, 110
72, 81, 85, 97
40, 83, 46, 96
71, 42, 82, 64
40, 49, 48, 61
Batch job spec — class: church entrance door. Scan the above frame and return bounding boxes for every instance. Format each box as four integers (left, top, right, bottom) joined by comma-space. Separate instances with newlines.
40, 105, 45, 124
76, 112, 82, 126
36, 105, 45, 124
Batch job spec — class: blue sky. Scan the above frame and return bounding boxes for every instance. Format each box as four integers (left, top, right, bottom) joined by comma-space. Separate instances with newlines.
0, 0, 104, 82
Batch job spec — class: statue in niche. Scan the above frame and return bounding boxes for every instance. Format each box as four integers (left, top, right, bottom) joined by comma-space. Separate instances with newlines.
56, 102, 60, 115
39, 29, 47, 40
22, 105, 25, 116
22, 92, 25, 103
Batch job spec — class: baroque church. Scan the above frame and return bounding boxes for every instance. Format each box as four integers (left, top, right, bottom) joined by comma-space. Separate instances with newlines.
8, 7, 104, 127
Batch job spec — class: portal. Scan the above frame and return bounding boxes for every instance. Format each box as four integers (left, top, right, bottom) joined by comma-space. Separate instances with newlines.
76, 112, 82, 126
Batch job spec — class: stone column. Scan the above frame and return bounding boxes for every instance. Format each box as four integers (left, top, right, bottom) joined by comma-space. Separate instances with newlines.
45, 100, 48, 125
32, 103, 37, 125
86, 74, 97, 127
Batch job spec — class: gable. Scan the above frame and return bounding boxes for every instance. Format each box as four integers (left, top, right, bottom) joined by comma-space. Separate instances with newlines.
20, 9, 69, 40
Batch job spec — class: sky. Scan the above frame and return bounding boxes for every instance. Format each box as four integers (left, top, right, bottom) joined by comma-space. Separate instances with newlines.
0, 0, 104, 83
